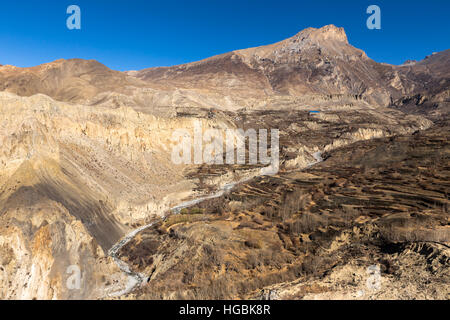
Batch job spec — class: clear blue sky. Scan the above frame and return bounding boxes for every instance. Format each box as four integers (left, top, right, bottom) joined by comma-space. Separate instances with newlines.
0, 0, 448, 71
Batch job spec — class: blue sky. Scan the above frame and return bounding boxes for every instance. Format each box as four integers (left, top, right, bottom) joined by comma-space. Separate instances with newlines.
0, 0, 448, 71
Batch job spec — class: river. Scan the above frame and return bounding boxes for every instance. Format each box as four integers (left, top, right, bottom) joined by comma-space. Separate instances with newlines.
107, 151, 323, 297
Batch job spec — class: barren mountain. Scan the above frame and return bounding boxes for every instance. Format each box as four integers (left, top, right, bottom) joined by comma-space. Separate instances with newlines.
0, 59, 145, 103
134, 25, 449, 113
0, 25, 448, 300
1, 25, 448, 116
392, 50, 450, 119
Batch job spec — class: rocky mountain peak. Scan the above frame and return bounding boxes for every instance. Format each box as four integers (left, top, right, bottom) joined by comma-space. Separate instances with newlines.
293, 24, 349, 44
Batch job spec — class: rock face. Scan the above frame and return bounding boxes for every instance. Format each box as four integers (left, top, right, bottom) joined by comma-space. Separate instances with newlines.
391, 50, 450, 120
0, 25, 448, 300
0, 92, 243, 299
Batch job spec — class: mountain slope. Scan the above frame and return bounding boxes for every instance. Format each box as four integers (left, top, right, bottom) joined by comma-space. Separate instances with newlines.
392, 50, 450, 119
134, 25, 449, 110
0, 59, 144, 103
0, 25, 448, 115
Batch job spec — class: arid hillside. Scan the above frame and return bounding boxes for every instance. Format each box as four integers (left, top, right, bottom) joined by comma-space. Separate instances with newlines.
0, 25, 448, 300
391, 50, 450, 120
119, 117, 449, 300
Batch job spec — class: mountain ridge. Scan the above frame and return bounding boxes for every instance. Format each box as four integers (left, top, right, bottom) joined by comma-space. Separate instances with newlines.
0, 25, 448, 116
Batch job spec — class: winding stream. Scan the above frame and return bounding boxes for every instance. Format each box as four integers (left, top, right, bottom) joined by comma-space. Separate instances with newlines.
107, 152, 323, 297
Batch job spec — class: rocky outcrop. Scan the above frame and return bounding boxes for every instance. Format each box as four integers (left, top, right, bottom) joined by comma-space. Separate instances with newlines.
0, 92, 254, 299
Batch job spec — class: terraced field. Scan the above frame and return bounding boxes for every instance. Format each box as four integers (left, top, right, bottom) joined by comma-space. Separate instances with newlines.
115, 116, 449, 300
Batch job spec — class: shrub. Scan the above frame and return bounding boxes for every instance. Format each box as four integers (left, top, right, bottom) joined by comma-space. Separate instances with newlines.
244, 240, 262, 249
